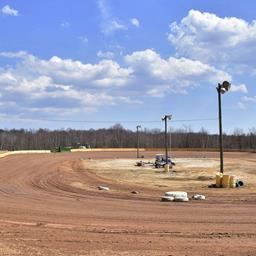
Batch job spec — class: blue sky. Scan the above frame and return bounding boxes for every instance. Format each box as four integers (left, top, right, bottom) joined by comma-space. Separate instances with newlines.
0, 0, 256, 133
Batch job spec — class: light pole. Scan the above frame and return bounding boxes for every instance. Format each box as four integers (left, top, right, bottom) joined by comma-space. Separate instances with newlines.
136, 125, 141, 158
216, 81, 231, 174
162, 115, 172, 165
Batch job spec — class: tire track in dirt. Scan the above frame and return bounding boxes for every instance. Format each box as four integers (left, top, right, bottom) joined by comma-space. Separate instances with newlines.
0, 151, 255, 255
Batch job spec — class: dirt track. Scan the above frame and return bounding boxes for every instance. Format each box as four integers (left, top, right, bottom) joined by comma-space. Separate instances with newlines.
0, 151, 256, 255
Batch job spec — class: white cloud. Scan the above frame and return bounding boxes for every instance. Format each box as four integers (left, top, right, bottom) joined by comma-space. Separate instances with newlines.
103, 19, 126, 35
168, 10, 256, 73
147, 86, 170, 97
0, 49, 235, 116
130, 18, 140, 28
97, 0, 127, 34
242, 96, 256, 103
0, 51, 132, 88
79, 36, 89, 43
97, 50, 114, 59
97, 0, 109, 19
0, 51, 27, 58
0, 51, 135, 116
237, 95, 256, 110
125, 49, 231, 95
1, 5, 18, 16
61, 21, 70, 28
230, 84, 248, 94
237, 102, 246, 110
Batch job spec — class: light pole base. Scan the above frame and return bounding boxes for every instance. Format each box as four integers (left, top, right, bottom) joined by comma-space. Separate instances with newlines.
164, 164, 170, 173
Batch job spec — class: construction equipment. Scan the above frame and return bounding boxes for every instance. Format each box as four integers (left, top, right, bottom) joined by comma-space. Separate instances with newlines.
136, 161, 145, 167
50, 146, 71, 153
155, 154, 175, 168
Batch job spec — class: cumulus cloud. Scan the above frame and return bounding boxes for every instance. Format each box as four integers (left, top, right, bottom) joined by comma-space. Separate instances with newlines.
125, 49, 231, 95
0, 51, 135, 116
168, 10, 256, 72
1, 5, 18, 16
130, 18, 140, 28
0, 49, 236, 116
0, 51, 132, 88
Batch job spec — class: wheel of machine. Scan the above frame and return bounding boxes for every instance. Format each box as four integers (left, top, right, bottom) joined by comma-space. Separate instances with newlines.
236, 180, 245, 187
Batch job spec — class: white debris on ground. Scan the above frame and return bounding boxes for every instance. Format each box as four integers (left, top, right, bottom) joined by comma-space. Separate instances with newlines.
174, 196, 189, 202
161, 196, 174, 202
162, 191, 189, 202
192, 194, 206, 200
161, 191, 207, 202
98, 186, 110, 191
165, 191, 188, 198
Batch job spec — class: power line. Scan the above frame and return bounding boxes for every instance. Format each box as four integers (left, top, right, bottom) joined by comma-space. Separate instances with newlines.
1, 116, 218, 124
172, 118, 218, 123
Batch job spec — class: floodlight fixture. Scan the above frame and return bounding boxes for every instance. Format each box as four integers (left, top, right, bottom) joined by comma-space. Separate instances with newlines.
162, 115, 171, 121
217, 81, 231, 94
220, 87, 226, 94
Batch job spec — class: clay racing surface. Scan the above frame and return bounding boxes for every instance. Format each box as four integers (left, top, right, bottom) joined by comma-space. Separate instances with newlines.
0, 150, 255, 255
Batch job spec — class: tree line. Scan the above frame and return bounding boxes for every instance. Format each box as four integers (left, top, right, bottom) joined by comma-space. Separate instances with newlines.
0, 125, 256, 151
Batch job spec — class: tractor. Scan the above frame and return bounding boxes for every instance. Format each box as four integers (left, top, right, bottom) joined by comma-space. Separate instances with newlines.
154, 154, 175, 168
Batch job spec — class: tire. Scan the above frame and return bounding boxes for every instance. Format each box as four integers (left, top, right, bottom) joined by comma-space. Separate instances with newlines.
165, 191, 188, 198
161, 196, 174, 202
236, 180, 245, 187
174, 197, 189, 202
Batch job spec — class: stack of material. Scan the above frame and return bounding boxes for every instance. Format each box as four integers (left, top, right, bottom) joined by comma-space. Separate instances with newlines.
222, 175, 230, 188
229, 175, 236, 188
161, 191, 189, 202
216, 173, 223, 188
215, 173, 244, 188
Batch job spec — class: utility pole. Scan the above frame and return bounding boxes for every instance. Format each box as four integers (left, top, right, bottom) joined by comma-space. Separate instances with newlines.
217, 87, 224, 173
162, 115, 172, 165
216, 81, 231, 174
136, 125, 141, 158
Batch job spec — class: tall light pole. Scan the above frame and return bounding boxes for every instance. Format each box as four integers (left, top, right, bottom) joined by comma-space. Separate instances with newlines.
136, 125, 141, 158
216, 81, 231, 174
162, 115, 172, 165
